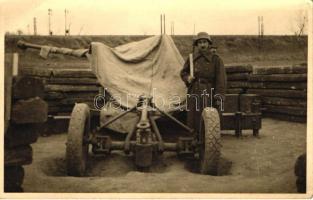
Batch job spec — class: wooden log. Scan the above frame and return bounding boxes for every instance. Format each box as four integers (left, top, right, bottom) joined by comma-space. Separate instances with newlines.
47, 98, 94, 106
254, 66, 307, 75
225, 64, 253, 73
4, 166, 24, 192
223, 94, 239, 113
52, 69, 95, 78
13, 76, 45, 99
11, 97, 48, 124
227, 81, 249, 88
21, 67, 53, 77
44, 91, 98, 100
263, 112, 306, 123
226, 88, 244, 94
21, 67, 96, 78
248, 82, 307, 90
45, 84, 99, 92
5, 54, 13, 133
47, 77, 99, 85
240, 94, 260, 113
4, 145, 32, 166
263, 105, 307, 116
226, 73, 250, 81
44, 91, 66, 100
246, 89, 307, 99
261, 97, 306, 107
248, 74, 307, 82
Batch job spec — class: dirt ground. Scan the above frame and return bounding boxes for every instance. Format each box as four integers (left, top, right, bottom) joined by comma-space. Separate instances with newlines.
22, 118, 306, 193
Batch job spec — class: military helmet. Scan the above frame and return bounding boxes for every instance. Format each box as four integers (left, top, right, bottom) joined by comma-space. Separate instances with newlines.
193, 32, 213, 46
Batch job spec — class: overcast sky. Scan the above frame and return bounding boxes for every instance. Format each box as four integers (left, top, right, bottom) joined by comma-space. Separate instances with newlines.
0, 0, 310, 35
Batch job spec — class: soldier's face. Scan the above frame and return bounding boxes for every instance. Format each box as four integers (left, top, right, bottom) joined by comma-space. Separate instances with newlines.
197, 39, 209, 52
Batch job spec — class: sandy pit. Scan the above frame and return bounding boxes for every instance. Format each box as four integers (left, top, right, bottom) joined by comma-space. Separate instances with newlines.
22, 118, 306, 193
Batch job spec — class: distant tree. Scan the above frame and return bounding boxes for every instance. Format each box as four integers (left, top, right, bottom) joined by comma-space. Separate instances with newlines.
290, 9, 308, 37
288, 9, 308, 60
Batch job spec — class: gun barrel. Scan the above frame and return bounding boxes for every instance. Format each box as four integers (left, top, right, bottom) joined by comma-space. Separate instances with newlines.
17, 40, 42, 50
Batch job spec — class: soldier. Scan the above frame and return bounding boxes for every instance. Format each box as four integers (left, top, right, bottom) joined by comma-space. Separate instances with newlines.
180, 32, 226, 133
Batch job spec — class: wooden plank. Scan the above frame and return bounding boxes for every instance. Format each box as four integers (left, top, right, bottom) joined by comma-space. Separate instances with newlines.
45, 84, 99, 92
5, 54, 13, 133
263, 112, 306, 123
254, 66, 307, 75
226, 73, 250, 81
226, 88, 244, 94
227, 81, 249, 88
5, 124, 39, 148
47, 77, 99, 85
262, 97, 306, 107
263, 105, 307, 116
4, 145, 32, 166
47, 98, 94, 106
249, 74, 307, 82
52, 69, 95, 78
44, 92, 66, 100
44, 91, 98, 100
225, 65, 253, 73
246, 89, 307, 99
21, 67, 96, 78
11, 97, 48, 124
13, 76, 45, 99
21, 67, 53, 77
248, 82, 307, 90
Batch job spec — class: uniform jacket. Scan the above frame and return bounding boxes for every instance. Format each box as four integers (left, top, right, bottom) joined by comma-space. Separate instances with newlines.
180, 50, 227, 132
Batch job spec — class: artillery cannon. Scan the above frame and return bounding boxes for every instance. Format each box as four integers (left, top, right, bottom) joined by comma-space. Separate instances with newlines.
17, 39, 222, 176
66, 95, 221, 176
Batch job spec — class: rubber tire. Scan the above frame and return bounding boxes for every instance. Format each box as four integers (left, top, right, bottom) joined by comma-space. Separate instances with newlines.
199, 107, 222, 175
66, 103, 90, 176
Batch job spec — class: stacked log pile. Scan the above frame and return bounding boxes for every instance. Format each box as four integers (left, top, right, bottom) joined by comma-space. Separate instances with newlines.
18, 63, 307, 123
5, 54, 48, 192
21, 67, 100, 115
247, 65, 307, 122
225, 64, 253, 94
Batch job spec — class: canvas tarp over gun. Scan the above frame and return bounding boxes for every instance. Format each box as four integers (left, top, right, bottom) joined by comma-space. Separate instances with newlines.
16, 35, 188, 134
17, 40, 89, 59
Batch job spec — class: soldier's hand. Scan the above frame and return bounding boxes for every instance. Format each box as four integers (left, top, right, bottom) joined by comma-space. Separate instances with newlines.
187, 76, 194, 83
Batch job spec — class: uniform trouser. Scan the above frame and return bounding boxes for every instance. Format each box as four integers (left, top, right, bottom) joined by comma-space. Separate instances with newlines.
187, 81, 223, 135
186, 81, 221, 133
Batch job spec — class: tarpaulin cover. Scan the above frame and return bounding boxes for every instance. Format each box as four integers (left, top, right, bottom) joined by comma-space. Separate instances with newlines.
89, 35, 187, 133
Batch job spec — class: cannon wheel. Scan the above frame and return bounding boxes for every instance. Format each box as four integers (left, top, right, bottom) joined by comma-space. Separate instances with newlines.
66, 103, 90, 176
199, 107, 221, 175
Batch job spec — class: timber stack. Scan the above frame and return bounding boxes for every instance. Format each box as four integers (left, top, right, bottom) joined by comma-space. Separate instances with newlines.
21, 67, 100, 115
4, 54, 48, 192
247, 64, 307, 122
225, 64, 253, 94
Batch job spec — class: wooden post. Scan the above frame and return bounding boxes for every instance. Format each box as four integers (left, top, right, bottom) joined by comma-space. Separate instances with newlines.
4, 54, 13, 133
160, 14, 162, 35
12, 53, 19, 76
235, 112, 242, 137
189, 53, 194, 79
163, 14, 166, 34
